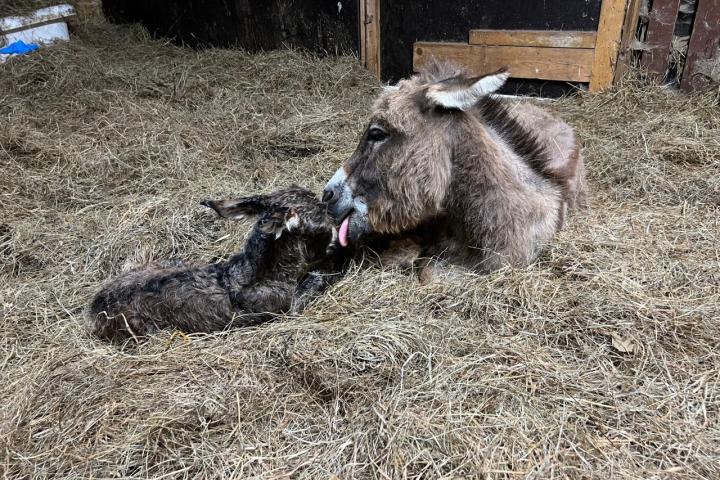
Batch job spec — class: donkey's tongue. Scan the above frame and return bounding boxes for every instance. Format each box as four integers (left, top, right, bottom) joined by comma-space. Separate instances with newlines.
338, 217, 350, 247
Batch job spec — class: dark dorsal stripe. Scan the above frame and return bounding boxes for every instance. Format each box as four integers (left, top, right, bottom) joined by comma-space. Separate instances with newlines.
477, 97, 559, 186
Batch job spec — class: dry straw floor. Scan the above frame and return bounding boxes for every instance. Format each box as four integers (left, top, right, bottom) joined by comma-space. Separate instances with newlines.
1, 22, 719, 480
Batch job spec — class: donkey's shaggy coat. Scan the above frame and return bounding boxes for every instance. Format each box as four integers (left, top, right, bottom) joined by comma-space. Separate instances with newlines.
324, 62, 586, 272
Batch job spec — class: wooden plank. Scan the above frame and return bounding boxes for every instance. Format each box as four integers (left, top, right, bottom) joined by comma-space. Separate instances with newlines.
590, 0, 628, 91
613, 0, 643, 82
469, 29, 597, 49
359, 0, 366, 68
680, 0, 720, 91
379, 0, 602, 83
360, 0, 381, 78
639, 0, 682, 76
413, 42, 594, 82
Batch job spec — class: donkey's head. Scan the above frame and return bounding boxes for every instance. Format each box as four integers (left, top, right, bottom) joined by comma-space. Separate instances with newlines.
323, 63, 509, 247
202, 187, 337, 252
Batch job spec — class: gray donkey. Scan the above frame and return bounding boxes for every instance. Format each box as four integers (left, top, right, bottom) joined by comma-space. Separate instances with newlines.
89, 187, 346, 342
322, 62, 587, 273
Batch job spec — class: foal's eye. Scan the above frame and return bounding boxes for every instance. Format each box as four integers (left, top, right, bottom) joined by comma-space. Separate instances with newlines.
367, 127, 388, 143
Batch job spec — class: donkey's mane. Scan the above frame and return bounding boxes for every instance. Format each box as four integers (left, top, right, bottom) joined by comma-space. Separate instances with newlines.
477, 97, 562, 186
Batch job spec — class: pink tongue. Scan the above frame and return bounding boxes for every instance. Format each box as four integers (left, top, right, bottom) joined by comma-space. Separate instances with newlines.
338, 217, 350, 247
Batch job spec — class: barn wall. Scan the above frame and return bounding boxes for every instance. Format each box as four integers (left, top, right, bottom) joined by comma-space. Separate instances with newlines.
102, 0, 359, 54
379, 0, 603, 82
102, 0, 610, 94
380, 0, 603, 95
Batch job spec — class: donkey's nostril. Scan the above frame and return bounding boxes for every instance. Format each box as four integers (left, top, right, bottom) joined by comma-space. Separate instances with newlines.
322, 190, 334, 203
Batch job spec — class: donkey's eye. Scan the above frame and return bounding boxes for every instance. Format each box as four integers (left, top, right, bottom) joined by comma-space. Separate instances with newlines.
367, 127, 388, 143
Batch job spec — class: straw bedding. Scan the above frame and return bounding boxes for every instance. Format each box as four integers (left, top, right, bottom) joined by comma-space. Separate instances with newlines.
1, 20, 719, 479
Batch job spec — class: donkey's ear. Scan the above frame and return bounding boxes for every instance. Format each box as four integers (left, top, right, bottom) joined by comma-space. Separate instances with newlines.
201, 195, 269, 220
426, 67, 510, 111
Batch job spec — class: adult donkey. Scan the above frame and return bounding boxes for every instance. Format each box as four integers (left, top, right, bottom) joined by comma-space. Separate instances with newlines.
323, 62, 586, 273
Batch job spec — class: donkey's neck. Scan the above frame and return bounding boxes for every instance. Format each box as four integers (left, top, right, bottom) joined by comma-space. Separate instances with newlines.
446, 117, 538, 247
452, 116, 517, 187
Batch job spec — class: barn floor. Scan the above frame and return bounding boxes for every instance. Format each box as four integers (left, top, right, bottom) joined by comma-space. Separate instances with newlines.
1, 22, 719, 480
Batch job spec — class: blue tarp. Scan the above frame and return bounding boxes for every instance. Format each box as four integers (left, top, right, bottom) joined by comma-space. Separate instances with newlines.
0, 40, 40, 55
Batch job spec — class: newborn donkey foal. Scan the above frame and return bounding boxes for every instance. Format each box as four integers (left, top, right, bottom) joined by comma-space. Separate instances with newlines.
90, 187, 343, 341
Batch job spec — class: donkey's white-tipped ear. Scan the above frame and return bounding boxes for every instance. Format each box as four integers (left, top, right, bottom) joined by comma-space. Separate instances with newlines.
427, 68, 510, 111
471, 68, 510, 95
383, 85, 400, 93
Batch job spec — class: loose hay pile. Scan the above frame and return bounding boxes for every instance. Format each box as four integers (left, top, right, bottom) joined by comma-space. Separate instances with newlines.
1, 22, 719, 479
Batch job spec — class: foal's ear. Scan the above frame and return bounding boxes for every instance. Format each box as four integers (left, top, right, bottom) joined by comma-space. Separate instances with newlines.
257, 208, 299, 239
201, 195, 270, 220
426, 67, 510, 111
283, 208, 300, 232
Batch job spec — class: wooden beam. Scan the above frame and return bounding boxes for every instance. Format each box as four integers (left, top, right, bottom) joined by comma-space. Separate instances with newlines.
413, 42, 594, 82
590, 0, 629, 92
614, 0, 644, 83
360, 0, 381, 78
359, 0, 366, 68
639, 0, 681, 76
469, 29, 597, 49
680, 0, 720, 91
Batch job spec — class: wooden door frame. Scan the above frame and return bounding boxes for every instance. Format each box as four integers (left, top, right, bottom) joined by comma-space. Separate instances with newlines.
362, 0, 637, 91
359, 0, 381, 78
589, 0, 631, 91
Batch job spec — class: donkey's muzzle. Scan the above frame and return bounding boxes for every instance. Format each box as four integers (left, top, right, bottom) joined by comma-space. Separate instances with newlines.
323, 166, 355, 222
321, 188, 336, 204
